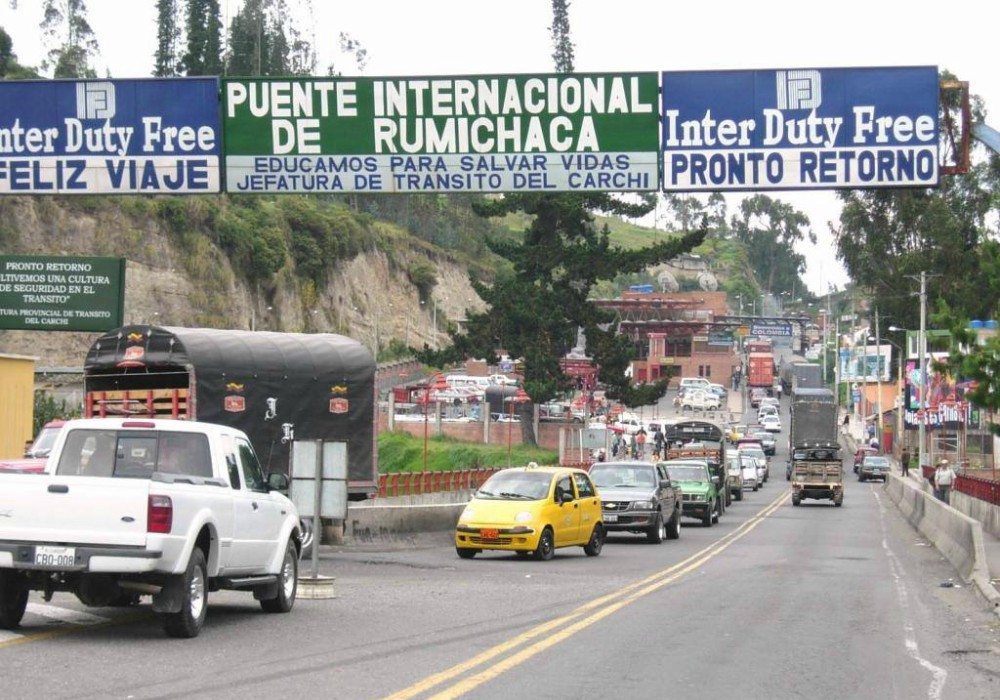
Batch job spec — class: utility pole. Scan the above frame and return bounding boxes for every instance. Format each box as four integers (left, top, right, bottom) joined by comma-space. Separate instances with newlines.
918, 271, 928, 470
875, 307, 883, 446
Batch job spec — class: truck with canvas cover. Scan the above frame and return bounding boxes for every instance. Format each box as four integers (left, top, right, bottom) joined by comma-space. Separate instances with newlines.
790, 362, 822, 395
664, 419, 729, 511
789, 387, 837, 452
82, 326, 377, 499
790, 441, 843, 506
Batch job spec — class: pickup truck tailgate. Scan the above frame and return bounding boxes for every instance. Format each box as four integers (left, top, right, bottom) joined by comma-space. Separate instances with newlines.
0, 474, 150, 546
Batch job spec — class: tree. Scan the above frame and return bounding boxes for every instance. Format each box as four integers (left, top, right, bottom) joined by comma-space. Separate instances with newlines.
834, 75, 1000, 329
226, 0, 314, 77
730, 194, 812, 295
417, 1, 706, 443
153, 0, 181, 77
182, 0, 222, 76
40, 0, 99, 78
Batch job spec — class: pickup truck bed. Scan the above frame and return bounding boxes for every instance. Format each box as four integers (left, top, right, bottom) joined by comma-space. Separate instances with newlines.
0, 418, 303, 638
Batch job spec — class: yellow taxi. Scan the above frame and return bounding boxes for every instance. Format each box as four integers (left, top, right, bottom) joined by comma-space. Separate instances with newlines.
455, 464, 604, 560
727, 423, 749, 444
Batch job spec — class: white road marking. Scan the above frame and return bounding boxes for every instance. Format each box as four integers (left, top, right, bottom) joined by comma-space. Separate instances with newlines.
873, 491, 949, 700
25, 602, 110, 625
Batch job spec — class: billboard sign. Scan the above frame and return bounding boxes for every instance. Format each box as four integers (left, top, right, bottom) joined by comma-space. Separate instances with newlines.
661, 66, 939, 191
838, 345, 891, 383
222, 74, 660, 194
749, 321, 792, 337
0, 255, 125, 331
0, 78, 221, 194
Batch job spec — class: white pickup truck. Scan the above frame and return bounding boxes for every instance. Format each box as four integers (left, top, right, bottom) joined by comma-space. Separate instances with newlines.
0, 418, 303, 638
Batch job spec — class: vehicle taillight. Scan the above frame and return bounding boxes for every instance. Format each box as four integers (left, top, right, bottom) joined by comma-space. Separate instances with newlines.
148, 494, 173, 533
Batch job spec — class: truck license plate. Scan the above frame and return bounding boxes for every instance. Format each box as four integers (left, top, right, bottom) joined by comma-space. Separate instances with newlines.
34, 545, 76, 568
603, 514, 618, 523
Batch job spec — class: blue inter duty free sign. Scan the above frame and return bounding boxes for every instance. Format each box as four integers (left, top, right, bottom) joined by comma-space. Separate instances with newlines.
661, 66, 939, 192
0, 78, 221, 194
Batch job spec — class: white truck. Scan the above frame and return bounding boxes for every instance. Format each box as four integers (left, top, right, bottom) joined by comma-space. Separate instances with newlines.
0, 417, 303, 638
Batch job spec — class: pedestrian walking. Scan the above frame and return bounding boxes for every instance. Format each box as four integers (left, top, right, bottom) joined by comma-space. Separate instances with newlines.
635, 428, 647, 460
900, 448, 910, 477
933, 459, 956, 504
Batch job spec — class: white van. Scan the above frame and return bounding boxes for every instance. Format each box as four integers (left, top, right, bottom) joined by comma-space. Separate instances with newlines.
678, 377, 712, 392
445, 374, 491, 390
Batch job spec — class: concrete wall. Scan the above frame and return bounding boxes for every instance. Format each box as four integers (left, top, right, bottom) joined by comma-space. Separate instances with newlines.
345, 501, 466, 545
951, 491, 1000, 540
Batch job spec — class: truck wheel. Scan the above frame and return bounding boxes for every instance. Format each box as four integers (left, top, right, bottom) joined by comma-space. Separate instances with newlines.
735, 488, 743, 501
666, 508, 680, 540
713, 499, 721, 523
702, 506, 713, 527
533, 527, 555, 561
725, 489, 732, 507
261, 539, 298, 614
752, 484, 758, 492
646, 513, 665, 544
0, 570, 28, 629
162, 549, 208, 638
583, 524, 605, 556
792, 494, 801, 506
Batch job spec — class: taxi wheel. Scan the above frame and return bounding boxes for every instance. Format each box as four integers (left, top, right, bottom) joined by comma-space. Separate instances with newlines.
456, 547, 478, 559
583, 524, 604, 556
534, 527, 555, 561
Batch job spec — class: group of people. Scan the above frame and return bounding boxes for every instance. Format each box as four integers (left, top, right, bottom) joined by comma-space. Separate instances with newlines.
609, 425, 666, 461
898, 447, 956, 504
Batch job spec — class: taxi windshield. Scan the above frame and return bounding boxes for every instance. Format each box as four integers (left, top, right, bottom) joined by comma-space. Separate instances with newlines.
476, 471, 552, 500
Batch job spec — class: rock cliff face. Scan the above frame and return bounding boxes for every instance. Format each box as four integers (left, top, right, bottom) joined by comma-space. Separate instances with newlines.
0, 197, 485, 369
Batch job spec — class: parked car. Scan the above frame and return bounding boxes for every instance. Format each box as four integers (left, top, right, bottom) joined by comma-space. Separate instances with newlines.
760, 414, 782, 433
678, 377, 712, 393
663, 459, 723, 527
858, 454, 891, 482
589, 461, 681, 543
745, 429, 776, 455
853, 447, 878, 474
455, 465, 604, 560
680, 389, 722, 411
708, 383, 728, 399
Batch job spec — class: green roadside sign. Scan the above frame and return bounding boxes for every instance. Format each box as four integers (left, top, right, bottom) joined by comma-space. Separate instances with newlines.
222, 73, 660, 194
0, 255, 125, 332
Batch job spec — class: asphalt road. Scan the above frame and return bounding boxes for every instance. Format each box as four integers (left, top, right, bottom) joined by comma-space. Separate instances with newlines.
2, 391, 999, 699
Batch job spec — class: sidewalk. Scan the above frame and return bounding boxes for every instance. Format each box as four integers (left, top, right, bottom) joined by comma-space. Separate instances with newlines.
848, 428, 1000, 609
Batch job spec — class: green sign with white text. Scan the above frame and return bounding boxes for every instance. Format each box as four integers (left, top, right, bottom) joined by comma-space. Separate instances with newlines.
222, 73, 660, 194
0, 255, 125, 331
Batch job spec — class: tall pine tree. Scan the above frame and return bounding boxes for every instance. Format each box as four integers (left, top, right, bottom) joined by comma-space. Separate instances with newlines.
153, 0, 181, 77
41, 0, 99, 78
182, 0, 222, 76
418, 0, 706, 439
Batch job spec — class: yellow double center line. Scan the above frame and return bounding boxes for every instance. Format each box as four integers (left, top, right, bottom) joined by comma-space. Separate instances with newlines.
385, 489, 790, 700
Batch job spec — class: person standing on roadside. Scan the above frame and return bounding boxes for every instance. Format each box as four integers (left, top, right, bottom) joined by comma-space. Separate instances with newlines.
933, 459, 956, 504
900, 447, 911, 477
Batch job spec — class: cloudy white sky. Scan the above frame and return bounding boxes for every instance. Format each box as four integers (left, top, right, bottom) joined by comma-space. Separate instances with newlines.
1, 0, 995, 295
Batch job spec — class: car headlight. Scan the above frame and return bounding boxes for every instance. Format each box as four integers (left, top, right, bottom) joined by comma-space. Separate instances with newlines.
630, 499, 655, 510
515, 511, 534, 522
460, 508, 474, 521
691, 494, 707, 502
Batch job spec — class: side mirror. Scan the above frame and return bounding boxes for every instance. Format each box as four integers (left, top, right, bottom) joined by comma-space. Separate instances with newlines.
267, 472, 290, 492
711, 475, 720, 485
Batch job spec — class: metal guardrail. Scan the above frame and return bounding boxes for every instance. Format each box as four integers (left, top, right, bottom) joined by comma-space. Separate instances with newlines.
378, 468, 503, 497
921, 465, 1000, 506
